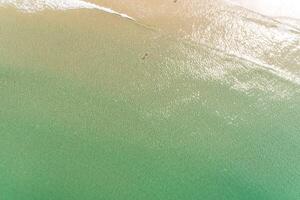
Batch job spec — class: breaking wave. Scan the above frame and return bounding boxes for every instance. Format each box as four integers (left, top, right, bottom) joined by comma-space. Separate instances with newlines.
0, 0, 134, 20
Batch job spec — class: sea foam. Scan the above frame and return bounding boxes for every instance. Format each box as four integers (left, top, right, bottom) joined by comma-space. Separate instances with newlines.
0, 0, 134, 20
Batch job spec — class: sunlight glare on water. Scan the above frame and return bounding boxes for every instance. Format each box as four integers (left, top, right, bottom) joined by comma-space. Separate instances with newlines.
229, 0, 300, 18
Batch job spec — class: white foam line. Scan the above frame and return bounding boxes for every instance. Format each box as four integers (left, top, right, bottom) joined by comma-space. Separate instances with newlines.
0, 0, 135, 20
94, 5, 134, 20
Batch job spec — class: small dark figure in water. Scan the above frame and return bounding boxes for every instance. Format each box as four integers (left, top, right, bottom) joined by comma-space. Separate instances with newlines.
142, 53, 148, 60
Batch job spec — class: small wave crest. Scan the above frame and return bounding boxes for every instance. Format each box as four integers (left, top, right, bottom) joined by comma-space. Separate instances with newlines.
0, 0, 134, 20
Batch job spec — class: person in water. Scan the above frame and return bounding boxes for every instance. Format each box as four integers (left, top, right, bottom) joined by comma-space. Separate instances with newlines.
142, 53, 148, 60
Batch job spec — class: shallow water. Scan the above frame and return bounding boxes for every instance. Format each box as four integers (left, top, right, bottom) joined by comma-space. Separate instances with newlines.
0, 1, 300, 199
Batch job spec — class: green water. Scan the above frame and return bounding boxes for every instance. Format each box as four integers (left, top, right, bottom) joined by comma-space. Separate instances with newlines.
0, 2, 300, 199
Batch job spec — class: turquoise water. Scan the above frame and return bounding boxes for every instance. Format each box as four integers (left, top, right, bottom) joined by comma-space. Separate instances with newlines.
0, 1, 300, 199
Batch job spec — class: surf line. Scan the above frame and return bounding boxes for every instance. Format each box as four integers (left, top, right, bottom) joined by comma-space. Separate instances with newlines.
0, 0, 157, 31
91, 4, 135, 21
83, 2, 157, 30
0, 0, 135, 20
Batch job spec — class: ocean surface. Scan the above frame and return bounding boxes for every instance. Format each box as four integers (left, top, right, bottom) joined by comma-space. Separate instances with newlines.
0, 0, 300, 199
